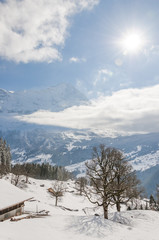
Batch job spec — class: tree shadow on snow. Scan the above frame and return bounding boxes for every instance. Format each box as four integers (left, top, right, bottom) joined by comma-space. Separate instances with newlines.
67, 215, 118, 238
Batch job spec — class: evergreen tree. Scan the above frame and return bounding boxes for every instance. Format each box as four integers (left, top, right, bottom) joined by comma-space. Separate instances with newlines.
0, 137, 11, 176
11, 163, 73, 181
150, 194, 156, 209
156, 184, 159, 205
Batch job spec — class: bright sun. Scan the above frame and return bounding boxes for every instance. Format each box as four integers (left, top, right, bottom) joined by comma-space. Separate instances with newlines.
120, 31, 144, 54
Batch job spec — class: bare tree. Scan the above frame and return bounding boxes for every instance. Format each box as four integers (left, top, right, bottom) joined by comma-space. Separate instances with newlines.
85, 145, 117, 219
48, 181, 66, 206
11, 164, 23, 186
75, 177, 87, 195
111, 149, 142, 212
85, 145, 142, 218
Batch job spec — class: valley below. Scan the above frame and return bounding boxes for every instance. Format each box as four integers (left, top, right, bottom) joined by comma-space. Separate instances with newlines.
1, 84, 159, 196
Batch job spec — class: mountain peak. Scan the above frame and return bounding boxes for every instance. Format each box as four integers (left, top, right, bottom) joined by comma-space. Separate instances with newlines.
0, 84, 87, 114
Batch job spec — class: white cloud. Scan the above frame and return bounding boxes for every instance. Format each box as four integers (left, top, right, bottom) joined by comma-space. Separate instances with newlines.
15, 84, 159, 134
0, 0, 99, 63
98, 69, 113, 76
140, 45, 159, 60
69, 57, 86, 63
93, 68, 113, 86
147, 45, 159, 55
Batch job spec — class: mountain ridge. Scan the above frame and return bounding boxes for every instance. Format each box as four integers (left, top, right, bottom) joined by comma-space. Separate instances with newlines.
0, 83, 88, 114
0, 84, 159, 196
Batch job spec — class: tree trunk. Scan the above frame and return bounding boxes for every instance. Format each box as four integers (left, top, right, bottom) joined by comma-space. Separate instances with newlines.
55, 196, 58, 206
25, 175, 28, 183
103, 204, 108, 219
116, 201, 121, 212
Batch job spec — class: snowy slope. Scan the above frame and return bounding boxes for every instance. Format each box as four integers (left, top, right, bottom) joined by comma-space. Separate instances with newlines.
130, 150, 159, 171
1, 127, 159, 195
0, 177, 159, 240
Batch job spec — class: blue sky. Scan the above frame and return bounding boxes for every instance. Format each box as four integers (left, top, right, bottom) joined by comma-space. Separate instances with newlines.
0, 0, 159, 98
1, 0, 159, 134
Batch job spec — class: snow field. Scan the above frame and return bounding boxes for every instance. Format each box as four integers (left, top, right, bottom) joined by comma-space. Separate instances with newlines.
0, 177, 159, 240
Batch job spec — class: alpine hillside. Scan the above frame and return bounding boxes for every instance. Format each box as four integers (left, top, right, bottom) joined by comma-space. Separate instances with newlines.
0, 83, 159, 196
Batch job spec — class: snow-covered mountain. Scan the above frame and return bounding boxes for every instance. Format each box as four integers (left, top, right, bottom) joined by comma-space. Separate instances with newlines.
0, 84, 159, 196
1, 127, 159, 196
0, 83, 87, 114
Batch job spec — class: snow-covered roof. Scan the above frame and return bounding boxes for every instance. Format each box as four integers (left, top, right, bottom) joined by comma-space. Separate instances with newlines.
0, 179, 32, 211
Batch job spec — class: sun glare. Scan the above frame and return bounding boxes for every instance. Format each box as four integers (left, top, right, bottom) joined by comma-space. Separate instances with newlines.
120, 31, 144, 54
